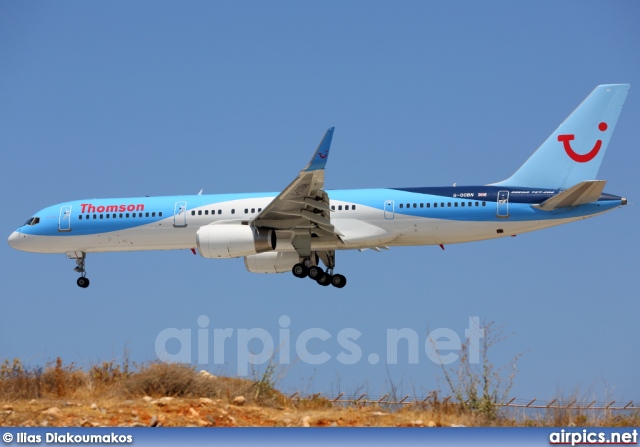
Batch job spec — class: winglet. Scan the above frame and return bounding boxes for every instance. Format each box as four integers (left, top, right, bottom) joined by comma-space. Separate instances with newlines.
304, 127, 335, 171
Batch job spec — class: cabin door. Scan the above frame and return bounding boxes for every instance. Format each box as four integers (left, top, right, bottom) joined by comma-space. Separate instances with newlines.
173, 201, 188, 227
497, 191, 510, 218
384, 200, 395, 220
59, 205, 72, 232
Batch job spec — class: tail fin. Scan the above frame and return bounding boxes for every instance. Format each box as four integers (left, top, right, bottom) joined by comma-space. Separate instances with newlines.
493, 84, 630, 190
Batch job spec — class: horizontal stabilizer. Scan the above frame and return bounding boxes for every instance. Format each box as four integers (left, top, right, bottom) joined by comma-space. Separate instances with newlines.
532, 180, 606, 211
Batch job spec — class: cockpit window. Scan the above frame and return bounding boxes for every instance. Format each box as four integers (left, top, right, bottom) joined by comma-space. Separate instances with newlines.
23, 217, 40, 226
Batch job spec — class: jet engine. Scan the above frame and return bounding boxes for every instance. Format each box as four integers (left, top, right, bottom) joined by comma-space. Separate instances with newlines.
196, 225, 276, 258
244, 251, 300, 273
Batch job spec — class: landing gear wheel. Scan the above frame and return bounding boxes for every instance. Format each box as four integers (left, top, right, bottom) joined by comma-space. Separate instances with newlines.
292, 263, 309, 278
308, 266, 323, 280
331, 274, 347, 289
77, 277, 90, 288
316, 273, 331, 286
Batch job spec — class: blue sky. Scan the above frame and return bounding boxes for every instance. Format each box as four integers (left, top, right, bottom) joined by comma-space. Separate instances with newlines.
1, 1, 638, 404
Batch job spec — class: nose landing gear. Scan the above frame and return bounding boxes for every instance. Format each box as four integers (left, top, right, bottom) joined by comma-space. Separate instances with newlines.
67, 251, 90, 288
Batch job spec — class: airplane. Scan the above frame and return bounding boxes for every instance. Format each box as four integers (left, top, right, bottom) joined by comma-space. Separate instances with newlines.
8, 84, 630, 289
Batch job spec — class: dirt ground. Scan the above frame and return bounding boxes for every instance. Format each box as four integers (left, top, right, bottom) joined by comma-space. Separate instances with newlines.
1, 396, 494, 427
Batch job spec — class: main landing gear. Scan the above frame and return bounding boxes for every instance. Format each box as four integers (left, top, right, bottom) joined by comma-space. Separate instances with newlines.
69, 252, 90, 288
292, 258, 347, 289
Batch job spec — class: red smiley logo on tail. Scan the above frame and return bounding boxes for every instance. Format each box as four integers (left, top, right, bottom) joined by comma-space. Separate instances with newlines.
558, 122, 608, 163
318, 151, 328, 159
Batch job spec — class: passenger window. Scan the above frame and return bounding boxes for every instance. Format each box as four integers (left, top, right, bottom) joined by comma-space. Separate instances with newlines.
475, 202, 479, 206
399, 204, 403, 209
331, 205, 335, 210
420, 203, 423, 208
406, 203, 410, 208
146, 212, 149, 217
231, 209, 235, 214
152, 212, 156, 217
198, 210, 202, 215
454, 202, 458, 207
441, 203, 445, 207
482, 201, 486, 206
100, 214, 103, 219
434, 203, 438, 208
119, 213, 123, 218
244, 209, 248, 214
159, 212, 163, 217
93, 214, 97, 219
191, 211, 195, 215
352, 205, 356, 210
126, 213, 130, 218
251, 208, 255, 213
79, 215, 83, 220
106, 214, 109, 219
258, 208, 262, 212
218, 210, 222, 215
426, 203, 430, 208
345, 205, 349, 210
461, 202, 465, 207
413, 203, 417, 208
447, 203, 451, 207
338, 205, 343, 210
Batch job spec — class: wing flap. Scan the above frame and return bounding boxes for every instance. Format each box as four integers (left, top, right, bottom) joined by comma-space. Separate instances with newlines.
532, 180, 607, 211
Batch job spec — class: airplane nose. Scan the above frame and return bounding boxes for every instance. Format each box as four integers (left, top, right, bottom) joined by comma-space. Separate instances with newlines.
8, 231, 22, 250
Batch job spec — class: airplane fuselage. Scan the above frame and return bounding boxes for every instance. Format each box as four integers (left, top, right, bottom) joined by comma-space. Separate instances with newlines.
8, 185, 625, 255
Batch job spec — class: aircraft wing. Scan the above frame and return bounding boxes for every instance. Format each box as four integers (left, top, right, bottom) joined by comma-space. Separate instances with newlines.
252, 128, 341, 241
532, 180, 607, 211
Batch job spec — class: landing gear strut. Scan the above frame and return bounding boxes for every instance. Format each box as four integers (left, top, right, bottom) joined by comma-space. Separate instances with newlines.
69, 252, 90, 288
291, 252, 347, 288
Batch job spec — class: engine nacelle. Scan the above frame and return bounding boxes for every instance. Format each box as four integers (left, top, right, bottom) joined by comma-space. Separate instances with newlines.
196, 225, 276, 258
244, 251, 300, 273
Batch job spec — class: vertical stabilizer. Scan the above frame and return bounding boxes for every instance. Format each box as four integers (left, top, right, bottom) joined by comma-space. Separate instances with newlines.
493, 84, 629, 189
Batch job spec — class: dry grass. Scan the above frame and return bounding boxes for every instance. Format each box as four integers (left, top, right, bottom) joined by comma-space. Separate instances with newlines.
0, 358, 282, 406
1, 358, 638, 427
